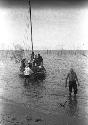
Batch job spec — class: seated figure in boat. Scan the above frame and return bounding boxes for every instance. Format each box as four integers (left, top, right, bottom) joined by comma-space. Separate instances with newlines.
24, 63, 33, 77
37, 54, 43, 66
20, 58, 26, 72
36, 54, 45, 72
31, 51, 35, 61
34, 54, 38, 66
33, 54, 44, 72
28, 53, 45, 73
23, 63, 33, 83
30, 52, 37, 67
31, 55, 38, 72
28, 60, 32, 69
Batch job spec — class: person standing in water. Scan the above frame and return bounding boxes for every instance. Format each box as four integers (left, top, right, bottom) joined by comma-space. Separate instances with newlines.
65, 68, 80, 96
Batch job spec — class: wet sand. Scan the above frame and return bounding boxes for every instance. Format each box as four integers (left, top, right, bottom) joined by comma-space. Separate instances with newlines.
0, 52, 88, 125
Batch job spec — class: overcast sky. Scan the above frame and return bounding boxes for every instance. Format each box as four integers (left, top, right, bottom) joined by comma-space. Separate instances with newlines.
0, 0, 88, 50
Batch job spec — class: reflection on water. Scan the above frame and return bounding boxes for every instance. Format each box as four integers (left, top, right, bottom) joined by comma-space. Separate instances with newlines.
66, 95, 78, 117
23, 79, 45, 99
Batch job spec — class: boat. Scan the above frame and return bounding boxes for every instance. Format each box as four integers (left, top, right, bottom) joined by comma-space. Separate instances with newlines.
19, 63, 46, 80
19, 0, 46, 80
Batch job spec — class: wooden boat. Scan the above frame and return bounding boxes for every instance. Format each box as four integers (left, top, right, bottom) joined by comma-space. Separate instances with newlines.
19, 65, 46, 80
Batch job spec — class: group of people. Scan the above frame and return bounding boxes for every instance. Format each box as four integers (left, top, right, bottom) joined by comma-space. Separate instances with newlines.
30, 53, 43, 67
20, 52, 44, 78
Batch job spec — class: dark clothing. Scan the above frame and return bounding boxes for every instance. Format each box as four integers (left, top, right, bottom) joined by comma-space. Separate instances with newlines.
24, 75, 29, 79
21, 59, 26, 68
69, 81, 77, 94
66, 69, 79, 95
34, 58, 38, 66
28, 62, 32, 69
20, 60, 25, 72
31, 52, 34, 60
67, 72, 78, 82
37, 56, 43, 66
24, 75, 30, 85
32, 66, 38, 73
22, 62, 25, 68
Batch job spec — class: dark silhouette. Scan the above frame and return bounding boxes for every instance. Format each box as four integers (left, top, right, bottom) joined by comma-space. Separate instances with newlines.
37, 54, 43, 66
67, 95, 78, 116
65, 68, 80, 96
20, 58, 26, 72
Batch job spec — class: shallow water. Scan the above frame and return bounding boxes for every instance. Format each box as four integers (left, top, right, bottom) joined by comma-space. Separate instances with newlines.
0, 51, 88, 125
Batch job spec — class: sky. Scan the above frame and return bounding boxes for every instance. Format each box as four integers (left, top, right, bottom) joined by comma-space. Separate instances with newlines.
0, 0, 88, 50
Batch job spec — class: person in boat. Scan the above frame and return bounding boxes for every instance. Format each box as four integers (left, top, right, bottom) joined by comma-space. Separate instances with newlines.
31, 54, 38, 72
34, 54, 38, 66
28, 60, 32, 69
20, 58, 26, 72
29, 51, 35, 69
31, 51, 35, 61
24, 63, 33, 83
65, 68, 80, 96
37, 54, 43, 66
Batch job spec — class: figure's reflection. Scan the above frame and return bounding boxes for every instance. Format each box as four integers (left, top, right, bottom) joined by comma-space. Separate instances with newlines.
66, 95, 78, 116
23, 75, 45, 87
24, 78, 44, 87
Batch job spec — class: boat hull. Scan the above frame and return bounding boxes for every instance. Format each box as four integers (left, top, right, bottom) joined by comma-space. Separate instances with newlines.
19, 69, 46, 80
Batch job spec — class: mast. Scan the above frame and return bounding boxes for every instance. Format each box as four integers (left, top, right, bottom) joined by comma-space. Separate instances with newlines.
28, 0, 34, 54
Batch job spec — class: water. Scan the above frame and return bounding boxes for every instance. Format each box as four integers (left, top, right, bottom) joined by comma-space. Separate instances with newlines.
0, 50, 88, 125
